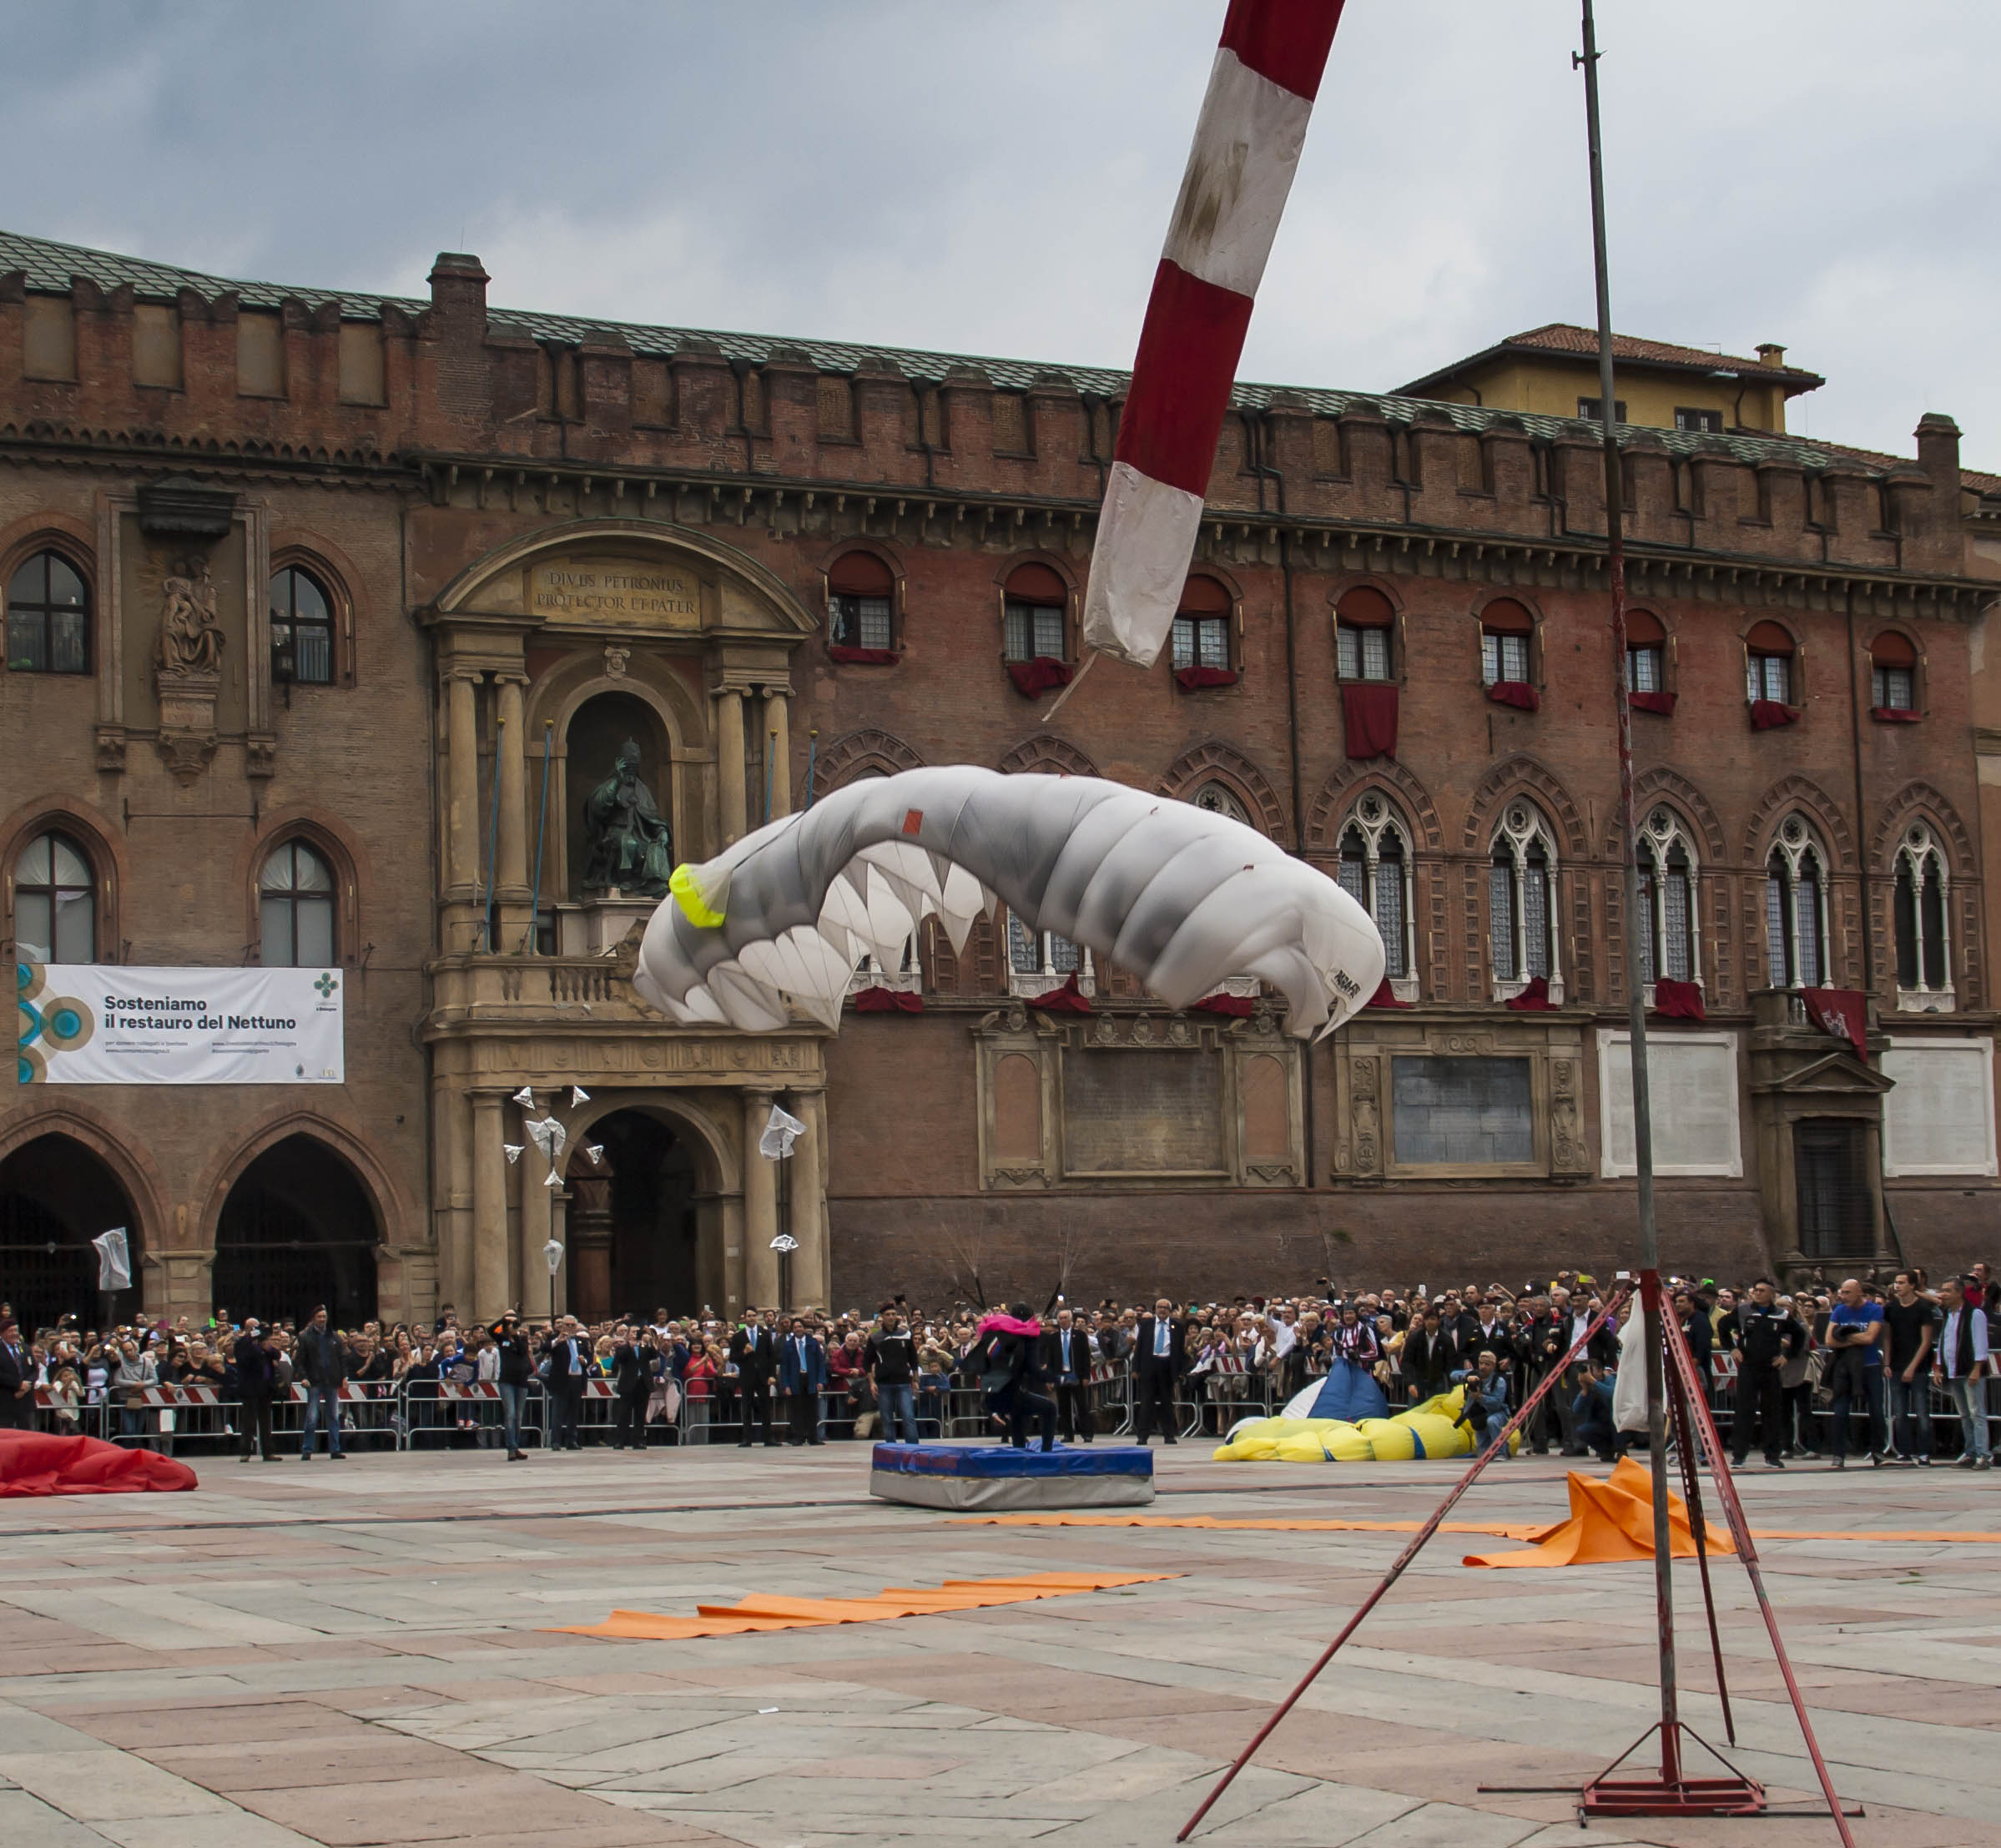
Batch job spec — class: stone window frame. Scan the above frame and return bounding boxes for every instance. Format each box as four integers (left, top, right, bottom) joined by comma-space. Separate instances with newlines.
2, 535, 97, 679
1336, 791, 1418, 998
1764, 813, 1831, 989
1892, 820, 1953, 1010
1488, 798, 1564, 1002
972, 1005, 1304, 1191
1636, 803, 1701, 996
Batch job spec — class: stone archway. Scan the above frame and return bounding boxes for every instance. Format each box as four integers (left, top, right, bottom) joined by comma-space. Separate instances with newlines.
0, 1131, 143, 1331
553, 1090, 738, 1321
212, 1134, 382, 1329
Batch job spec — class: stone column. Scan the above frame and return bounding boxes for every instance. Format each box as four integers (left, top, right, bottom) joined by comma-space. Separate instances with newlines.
763, 687, 792, 818
743, 1088, 779, 1309
519, 1127, 557, 1317
494, 672, 529, 914
446, 671, 481, 897
442, 1085, 473, 1310
470, 1091, 510, 1320
716, 687, 747, 846
790, 1090, 830, 1312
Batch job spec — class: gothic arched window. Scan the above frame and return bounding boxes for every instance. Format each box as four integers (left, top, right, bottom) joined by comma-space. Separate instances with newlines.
1893, 822, 1950, 1003
260, 839, 336, 966
1765, 815, 1828, 989
14, 831, 95, 962
1636, 806, 1698, 985
1336, 792, 1414, 987
1489, 801, 1559, 993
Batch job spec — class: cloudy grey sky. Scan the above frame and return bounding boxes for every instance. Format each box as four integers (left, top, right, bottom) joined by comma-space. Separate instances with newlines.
3, 1, 1992, 466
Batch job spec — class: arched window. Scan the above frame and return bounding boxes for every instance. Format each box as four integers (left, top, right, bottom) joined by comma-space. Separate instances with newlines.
1336, 586, 1394, 682
1489, 801, 1558, 993
1002, 563, 1068, 664
1765, 815, 1828, 988
1171, 575, 1233, 672
1870, 631, 1918, 713
1635, 806, 1698, 984
13, 831, 95, 962
1893, 822, 1950, 1002
260, 840, 336, 966
1479, 598, 1534, 687
1336, 792, 1414, 986
1746, 620, 1795, 706
1192, 781, 1250, 825
827, 551, 895, 655
7, 550, 90, 675
1625, 610, 1666, 694
270, 566, 335, 686
1006, 909, 1088, 996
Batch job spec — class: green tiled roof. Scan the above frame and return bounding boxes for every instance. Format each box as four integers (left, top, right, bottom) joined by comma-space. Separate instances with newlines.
0, 227, 1913, 476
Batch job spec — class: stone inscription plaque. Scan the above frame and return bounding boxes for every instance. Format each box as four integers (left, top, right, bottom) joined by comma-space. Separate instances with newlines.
531, 556, 701, 627
1061, 1046, 1226, 1176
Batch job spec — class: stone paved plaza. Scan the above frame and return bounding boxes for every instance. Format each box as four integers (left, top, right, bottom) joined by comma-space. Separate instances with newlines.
2, 1444, 1997, 1848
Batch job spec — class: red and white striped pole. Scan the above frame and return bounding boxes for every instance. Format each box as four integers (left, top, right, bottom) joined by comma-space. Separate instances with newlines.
1082, 0, 1345, 670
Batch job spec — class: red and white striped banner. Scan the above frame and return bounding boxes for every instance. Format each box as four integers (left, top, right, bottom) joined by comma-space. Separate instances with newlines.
1083, 0, 1345, 667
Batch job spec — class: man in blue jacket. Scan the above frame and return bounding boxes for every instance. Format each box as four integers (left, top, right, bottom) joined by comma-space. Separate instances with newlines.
777, 1314, 827, 1446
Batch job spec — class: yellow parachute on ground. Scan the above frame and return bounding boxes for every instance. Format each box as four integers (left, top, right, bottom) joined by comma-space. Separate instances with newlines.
1213, 1384, 1521, 1463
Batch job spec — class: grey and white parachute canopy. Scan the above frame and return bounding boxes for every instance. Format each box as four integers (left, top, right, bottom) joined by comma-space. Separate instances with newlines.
633, 767, 1384, 1040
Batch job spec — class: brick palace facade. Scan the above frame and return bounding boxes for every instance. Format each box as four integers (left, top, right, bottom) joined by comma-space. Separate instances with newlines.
2, 229, 1998, 1328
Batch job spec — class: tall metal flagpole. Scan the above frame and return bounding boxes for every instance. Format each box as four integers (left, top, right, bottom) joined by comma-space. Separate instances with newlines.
1578, 0, 1680, 1789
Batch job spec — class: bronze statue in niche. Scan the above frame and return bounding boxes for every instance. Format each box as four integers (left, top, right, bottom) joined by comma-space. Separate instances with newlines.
582, 738, 673, 896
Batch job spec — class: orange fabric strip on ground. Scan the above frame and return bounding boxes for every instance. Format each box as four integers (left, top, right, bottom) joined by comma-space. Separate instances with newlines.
553, 1569, 1177, 1641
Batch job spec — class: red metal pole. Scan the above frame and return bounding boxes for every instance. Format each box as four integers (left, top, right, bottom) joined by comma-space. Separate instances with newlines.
1665, 1338, 1736, 1746
1177, 1287, 1630, 1842
1662, 1306, 1857, 1846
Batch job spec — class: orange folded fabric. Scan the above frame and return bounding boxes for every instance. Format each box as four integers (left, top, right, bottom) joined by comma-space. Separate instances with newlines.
1464, 1458, 1736, 1569
554, 1569, 1177, 1641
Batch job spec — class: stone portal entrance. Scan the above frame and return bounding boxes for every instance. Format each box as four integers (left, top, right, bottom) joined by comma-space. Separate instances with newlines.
213, 1134, 381, 1328
566, 1110, 700, 1322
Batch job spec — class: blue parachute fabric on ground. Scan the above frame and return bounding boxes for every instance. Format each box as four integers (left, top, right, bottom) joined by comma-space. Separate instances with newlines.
870, 1442, 1154, 1480
1302, 1362, 1389, 1423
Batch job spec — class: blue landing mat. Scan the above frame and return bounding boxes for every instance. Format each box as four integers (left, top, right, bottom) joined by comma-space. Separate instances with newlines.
870, 1442, 1154, 1479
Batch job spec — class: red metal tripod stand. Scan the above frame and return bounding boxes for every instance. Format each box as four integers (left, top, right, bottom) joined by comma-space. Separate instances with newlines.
1177, 1273, 1858, 1843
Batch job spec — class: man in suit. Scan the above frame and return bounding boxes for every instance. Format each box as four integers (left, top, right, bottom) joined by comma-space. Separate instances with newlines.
541, 1315, 590, 1451
1132, 1297, 1187, 1444
777, 1314, 828, 1445
0, 1315, 31, 1430
729, 1308, 780, 1447
608, 1324, 654, 1451
1042, 1308, 1095, 1443
1401, 1307, 1453, 1404
234, 1319, 278, 1462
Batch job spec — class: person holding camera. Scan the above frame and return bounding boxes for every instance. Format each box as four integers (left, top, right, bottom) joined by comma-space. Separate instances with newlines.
1453, 1348, 1512, 1457
1825, 1278, 1887, 1468
488, 1311, 532, 1460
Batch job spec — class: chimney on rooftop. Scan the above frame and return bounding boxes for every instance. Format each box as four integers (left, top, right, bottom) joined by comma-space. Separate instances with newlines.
1754, 343, 1787, 369
1915, 411, 1961, 489
428, 252, 489, 325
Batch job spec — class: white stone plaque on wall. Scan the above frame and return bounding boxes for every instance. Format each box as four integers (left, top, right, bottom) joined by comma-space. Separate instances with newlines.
1597, 1030, 1741, 1178
1882, 1037, 1998, 1176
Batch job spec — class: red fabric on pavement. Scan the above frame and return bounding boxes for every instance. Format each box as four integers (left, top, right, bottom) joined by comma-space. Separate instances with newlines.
1006, 657, 1072, 698
1750, 699, 1797, 730
1505, 975, 1553, 1010
1651, 977, 1706, 1021
1802, 987, 1870, 1063
1341, 682, 1399, 759
1487, 681, 1540, 712
1629, 689, 1676, 716
1027, 973, 1093, 1014
852, 985, 923, 1014
0, 1431, 197, 1496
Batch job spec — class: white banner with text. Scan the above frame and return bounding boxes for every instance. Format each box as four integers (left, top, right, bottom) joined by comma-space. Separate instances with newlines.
18, 964, 345, 1085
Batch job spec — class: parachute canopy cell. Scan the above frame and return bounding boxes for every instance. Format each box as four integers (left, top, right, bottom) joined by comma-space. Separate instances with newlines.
633, 768, 1385, 1040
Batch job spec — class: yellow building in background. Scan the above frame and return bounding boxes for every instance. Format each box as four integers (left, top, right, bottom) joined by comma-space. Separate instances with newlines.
1396, 324, 1823, 434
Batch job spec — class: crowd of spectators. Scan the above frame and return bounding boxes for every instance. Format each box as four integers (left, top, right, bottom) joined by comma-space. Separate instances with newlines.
3, 1260, 1996, 1467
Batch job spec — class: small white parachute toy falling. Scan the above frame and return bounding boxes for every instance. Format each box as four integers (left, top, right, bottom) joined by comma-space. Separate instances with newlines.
633, 768, 1384, 1040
